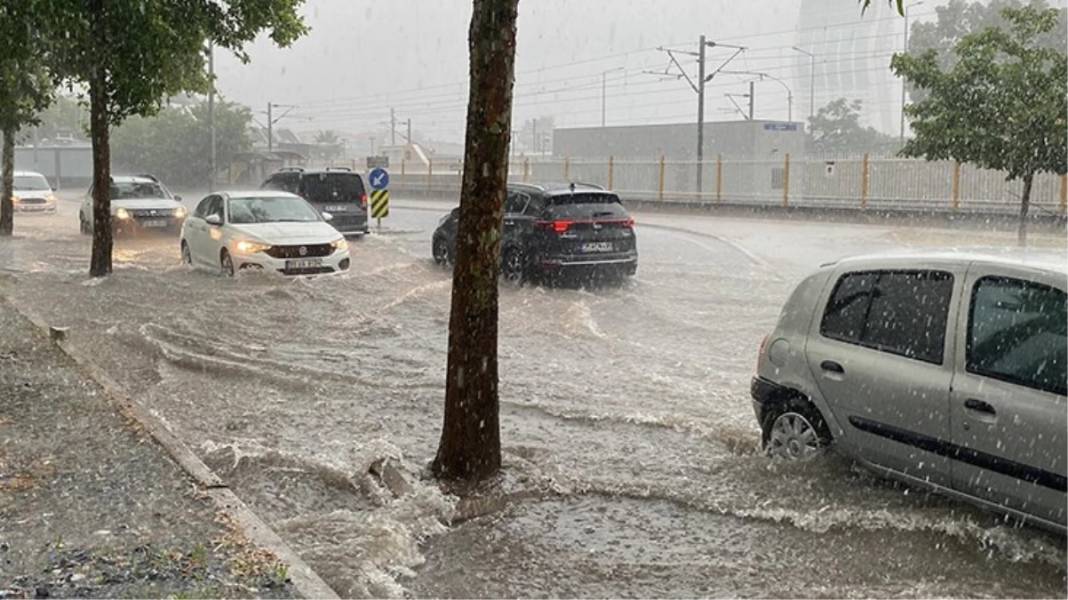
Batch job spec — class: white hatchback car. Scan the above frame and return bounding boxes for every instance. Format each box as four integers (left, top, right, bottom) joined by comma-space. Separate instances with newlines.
12, 171, 57, 212
753, 252, 1066, 532
180, 191, 351, 276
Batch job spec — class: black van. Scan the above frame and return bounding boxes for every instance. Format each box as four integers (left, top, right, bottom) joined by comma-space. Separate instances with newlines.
262, 167, 370, 236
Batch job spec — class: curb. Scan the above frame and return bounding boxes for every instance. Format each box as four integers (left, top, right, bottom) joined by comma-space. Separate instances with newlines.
3, 293, 338, 600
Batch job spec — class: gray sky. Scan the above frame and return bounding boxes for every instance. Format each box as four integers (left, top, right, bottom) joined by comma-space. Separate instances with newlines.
213, 1, 942, 142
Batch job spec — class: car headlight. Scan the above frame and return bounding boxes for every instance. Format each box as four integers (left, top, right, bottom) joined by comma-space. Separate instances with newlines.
115, 207, 131, 220
331, 238, 348, 252
235, 240, 271, 255
11, 195, 19, 204
174, 206, 187, 218
46, 194, 57, 204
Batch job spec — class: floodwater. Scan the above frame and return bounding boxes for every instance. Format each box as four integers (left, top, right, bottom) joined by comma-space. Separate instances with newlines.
0, 197, 1064, 598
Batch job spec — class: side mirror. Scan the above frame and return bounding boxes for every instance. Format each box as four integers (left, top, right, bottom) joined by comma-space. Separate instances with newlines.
321, 212, 334, 222
174, 195, 183, 202
205, 213, 222, 226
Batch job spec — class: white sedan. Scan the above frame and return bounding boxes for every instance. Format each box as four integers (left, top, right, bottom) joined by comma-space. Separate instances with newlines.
180, 191, 351, 276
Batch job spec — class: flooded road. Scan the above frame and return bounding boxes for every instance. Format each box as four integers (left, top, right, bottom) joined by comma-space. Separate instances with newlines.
1, 197, 1064, 597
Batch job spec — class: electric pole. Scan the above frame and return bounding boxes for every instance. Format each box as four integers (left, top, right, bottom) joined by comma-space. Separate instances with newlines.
748, 80, 755, 120
391, 107, 396, 146
406, 118, 412, 144
650, 38, 745, 194
267, 102, 272, 153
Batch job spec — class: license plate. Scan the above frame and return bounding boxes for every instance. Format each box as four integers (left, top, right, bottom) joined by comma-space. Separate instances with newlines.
581, 242, 613, 253
325, 205, 346, 212
286, 258, 322, 270
143, 219, 168, 228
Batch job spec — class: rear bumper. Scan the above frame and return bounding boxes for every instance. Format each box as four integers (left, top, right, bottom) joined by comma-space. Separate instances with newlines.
536, 253, 638, 271
751, 376, 785, 423
327, 212, 369, 235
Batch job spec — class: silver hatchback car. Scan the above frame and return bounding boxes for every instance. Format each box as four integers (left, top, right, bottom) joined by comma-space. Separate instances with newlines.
752, 252, 1067, 532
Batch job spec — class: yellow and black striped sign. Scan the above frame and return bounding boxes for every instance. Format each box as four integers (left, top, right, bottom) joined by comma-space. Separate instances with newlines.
370, 189, 390, 218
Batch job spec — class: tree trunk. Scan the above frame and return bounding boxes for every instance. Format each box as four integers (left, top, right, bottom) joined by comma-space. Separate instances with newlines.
431, 0, 519, 483
1018, 172, 1033, 247
1, 127, 14, 236
88, 68, 112, 277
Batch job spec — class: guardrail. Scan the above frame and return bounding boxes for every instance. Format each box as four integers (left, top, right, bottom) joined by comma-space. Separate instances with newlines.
316, 155, 1068, 218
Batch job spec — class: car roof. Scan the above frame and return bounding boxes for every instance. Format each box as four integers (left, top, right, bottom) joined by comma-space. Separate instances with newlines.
273, 167, 363, 177
509, 182, 612, 196
13, 170, 46, 177
824, 250, 1068, 276
222, 190, 304, 200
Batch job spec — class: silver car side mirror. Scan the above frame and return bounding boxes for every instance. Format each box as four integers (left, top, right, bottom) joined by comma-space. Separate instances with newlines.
205, 214, 222, 226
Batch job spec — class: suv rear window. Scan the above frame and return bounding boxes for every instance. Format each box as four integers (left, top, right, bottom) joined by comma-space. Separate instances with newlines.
967, 276, 1066, 395
300, 173, 365, 204
821, 269, 954, 364
546, 193, 627, 219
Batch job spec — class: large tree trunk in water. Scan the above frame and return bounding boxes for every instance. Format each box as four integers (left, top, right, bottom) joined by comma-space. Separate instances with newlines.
88, 69, 112, 277
432, 0, 519, 482
1, 127, 14, 236
1018, 172, 1033, 247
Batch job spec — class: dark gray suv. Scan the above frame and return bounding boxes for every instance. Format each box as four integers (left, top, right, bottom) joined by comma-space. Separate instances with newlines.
262, 167, 370, 236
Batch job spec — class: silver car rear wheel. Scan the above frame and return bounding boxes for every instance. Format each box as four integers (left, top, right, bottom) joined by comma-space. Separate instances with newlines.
768, 412, 823, 460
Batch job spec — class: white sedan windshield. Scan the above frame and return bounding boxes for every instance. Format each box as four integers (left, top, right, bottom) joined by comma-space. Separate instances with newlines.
228, 196, 321, 224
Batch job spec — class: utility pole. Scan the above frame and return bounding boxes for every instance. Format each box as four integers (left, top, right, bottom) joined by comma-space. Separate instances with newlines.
792, 46, 816, 127
748, 80, 755, 120
651, 38, 745, 194
406, 118, 412, 144
390, 107, 396, 146
207, 44, 215, 192
602, 71, 607, 128
267, 102, 272, 153
370, 136, 375, 156
532, 119, 537, 154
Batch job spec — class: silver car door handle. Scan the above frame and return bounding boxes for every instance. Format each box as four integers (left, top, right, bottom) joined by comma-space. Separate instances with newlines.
820, 360, 845, 374
964, 398, 997, 416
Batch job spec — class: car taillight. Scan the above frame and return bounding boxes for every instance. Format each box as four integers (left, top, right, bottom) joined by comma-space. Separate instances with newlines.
621, 217, 635, 228
757, 334, 770, 371
535, 219, 573, 234
360, 193, 368, 207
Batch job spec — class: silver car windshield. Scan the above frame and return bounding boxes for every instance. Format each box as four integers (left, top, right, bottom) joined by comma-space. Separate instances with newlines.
14, 175, 50, 191
228, 196, 321, 224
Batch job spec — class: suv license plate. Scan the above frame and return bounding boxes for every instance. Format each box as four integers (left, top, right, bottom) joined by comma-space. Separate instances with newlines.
143, 219, 168, 228
325, 205, 346, 212
286, 258, 322, 270
581, 242, 613, 253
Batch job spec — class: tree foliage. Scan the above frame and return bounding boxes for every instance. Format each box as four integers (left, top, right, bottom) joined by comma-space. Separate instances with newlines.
892, 5, 1067, 243
112, 101, 253, 188
806, 98, 900, 157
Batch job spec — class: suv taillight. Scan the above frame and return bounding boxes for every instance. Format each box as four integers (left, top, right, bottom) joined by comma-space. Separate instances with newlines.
360, 193, 369, 208
535, 219, 573, 234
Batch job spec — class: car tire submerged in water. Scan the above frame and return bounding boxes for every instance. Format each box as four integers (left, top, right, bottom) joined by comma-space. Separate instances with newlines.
762, 398, 831, 461
220, 249, 234, 277
79, 215, 91, 235
501, 247, 525, 282
432, 236, 451, 266
180, 241, 192, 265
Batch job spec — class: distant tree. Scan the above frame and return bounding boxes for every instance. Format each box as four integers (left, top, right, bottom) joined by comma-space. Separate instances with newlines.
32, 95, 87, 143
905, 0, 1067, 102
860, 0, 904, 14
892, 5, 1067, 245
806, 98, 899, 157
112, 101, 253, 188
40, 0, 307, 277
432, 0, 519, 483
314, 130, 339, 145
0, 1, 53, 236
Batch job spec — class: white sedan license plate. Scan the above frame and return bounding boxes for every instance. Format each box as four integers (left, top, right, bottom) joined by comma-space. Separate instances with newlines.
286, 258, 322, 270
143, 219, 168, 228
581, 242, 613, 253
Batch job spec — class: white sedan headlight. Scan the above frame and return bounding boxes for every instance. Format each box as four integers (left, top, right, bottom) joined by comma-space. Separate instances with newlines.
115, 207, 131, 220
234, 240, 271, 255
11, 195, 19, 204
174, 206, 187, 218
331, 238, 348, 252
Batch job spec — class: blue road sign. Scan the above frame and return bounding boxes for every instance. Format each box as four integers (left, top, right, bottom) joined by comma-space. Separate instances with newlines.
369, 167, 390, 190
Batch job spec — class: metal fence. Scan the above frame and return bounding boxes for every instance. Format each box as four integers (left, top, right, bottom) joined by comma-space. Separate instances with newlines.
322, 155, 1068, 216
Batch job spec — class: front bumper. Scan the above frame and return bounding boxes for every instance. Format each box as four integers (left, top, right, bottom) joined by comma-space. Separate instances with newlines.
233, 248, 351, 276
114, 215, 186, 232
14, 201, 57, 213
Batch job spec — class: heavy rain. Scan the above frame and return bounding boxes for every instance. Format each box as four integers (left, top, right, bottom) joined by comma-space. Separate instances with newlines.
1, 1, 1066, 599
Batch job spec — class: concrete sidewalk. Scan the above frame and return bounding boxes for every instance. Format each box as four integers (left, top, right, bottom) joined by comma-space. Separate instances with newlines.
0, 298, 296, 599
